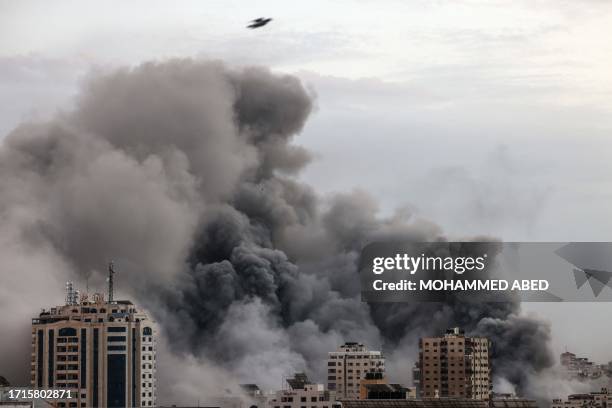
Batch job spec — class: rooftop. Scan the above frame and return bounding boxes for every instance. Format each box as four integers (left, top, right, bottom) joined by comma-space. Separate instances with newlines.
339, 399, 538, 408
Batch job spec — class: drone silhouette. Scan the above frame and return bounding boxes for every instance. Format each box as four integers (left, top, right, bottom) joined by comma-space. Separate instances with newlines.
247, 17, 273, 29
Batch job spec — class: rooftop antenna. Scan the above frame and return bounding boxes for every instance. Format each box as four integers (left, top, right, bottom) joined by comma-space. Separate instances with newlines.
65, 281, 77, 306
108, 261, 115, 303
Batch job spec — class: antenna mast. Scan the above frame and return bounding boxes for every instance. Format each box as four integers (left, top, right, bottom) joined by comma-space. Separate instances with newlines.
108, 262, 115, 303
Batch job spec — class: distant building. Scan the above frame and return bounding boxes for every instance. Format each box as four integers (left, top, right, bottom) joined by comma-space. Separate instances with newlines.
240, 384, 269, 407
338, 398, 537, 408
412, 363, 420, 393
328, 343, 385, 399
31, 279, 156, 408
240, 384, 263, 397
359, 373, 387, 400
552, 388, 612, 408
358, 372, 415, 400
361, 384, 414, 400
560, 351, 606, 380
268, 373, 336, 408
416, 327, 491, 400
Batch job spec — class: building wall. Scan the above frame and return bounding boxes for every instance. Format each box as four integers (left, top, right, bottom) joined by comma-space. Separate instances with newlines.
359, 377, 387, 400
418, 330, 491, 400
327, 343, 385, 400
31, 297, 156, 408
268, 384, 336, 408
552, 389, 612, 408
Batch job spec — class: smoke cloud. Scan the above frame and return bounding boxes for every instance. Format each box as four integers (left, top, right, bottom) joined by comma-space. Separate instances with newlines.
0, 58, 555, 404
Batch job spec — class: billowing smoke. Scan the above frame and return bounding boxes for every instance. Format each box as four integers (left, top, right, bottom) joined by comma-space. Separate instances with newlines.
0, 58, 555, 403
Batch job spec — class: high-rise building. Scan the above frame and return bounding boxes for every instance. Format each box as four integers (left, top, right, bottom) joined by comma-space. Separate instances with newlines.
327, 342, 385, 399
416, 327, 491, 400
31, 280, 157, 408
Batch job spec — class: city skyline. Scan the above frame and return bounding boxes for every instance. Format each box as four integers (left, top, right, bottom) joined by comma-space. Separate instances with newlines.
2, 2, 612, 406
0, 283, 607, 407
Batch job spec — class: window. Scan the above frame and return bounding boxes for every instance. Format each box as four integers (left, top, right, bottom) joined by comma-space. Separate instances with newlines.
59, 328, 77, 337
143, 327, 153, 336
108, 327, 126, 333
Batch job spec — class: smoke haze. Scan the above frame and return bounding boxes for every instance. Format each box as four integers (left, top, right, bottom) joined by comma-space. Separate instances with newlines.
0, 58, 560, 404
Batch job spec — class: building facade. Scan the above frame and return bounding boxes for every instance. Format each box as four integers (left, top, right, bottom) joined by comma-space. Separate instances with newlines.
416, 327, 491, 400
552, 388, 612, 408
560, 351, 606, 380
268, 373, 336, 408
327, 342, 385, 399
31, 284, 156, 408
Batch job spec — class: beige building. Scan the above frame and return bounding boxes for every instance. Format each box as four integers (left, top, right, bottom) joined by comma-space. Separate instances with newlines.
560, 351, 605, 380
416, 327, 491, 400
268, 373, 336, 408
359, 372, 388, 400
31, 282, 156, 408
327, 342, 385, 399
552, 388, 612, 408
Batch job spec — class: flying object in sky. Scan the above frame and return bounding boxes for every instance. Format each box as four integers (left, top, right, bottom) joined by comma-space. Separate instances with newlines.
247, 17, 273, 29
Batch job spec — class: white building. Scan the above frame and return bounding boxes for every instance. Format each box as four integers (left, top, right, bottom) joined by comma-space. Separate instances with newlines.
31, 281, 157, 408
269, 374, 337, 408
327, 343, 385, 399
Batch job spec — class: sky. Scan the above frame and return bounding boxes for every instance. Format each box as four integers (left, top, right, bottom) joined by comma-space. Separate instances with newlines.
2, 0, 612, 368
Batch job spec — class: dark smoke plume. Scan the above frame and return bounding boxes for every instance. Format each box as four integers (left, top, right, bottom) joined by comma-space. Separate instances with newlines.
0, 58, 554, 403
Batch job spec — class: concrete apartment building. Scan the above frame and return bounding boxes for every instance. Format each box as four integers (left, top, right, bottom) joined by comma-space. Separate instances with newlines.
268, 373, 337, 408
552, 388, 612, 408
416, 327, 491, 400
358, 372, 416, 400
340, 398, 538, 408
560, 351, 606, 380
327, 342, 385, 399
30, 278, 156, 408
